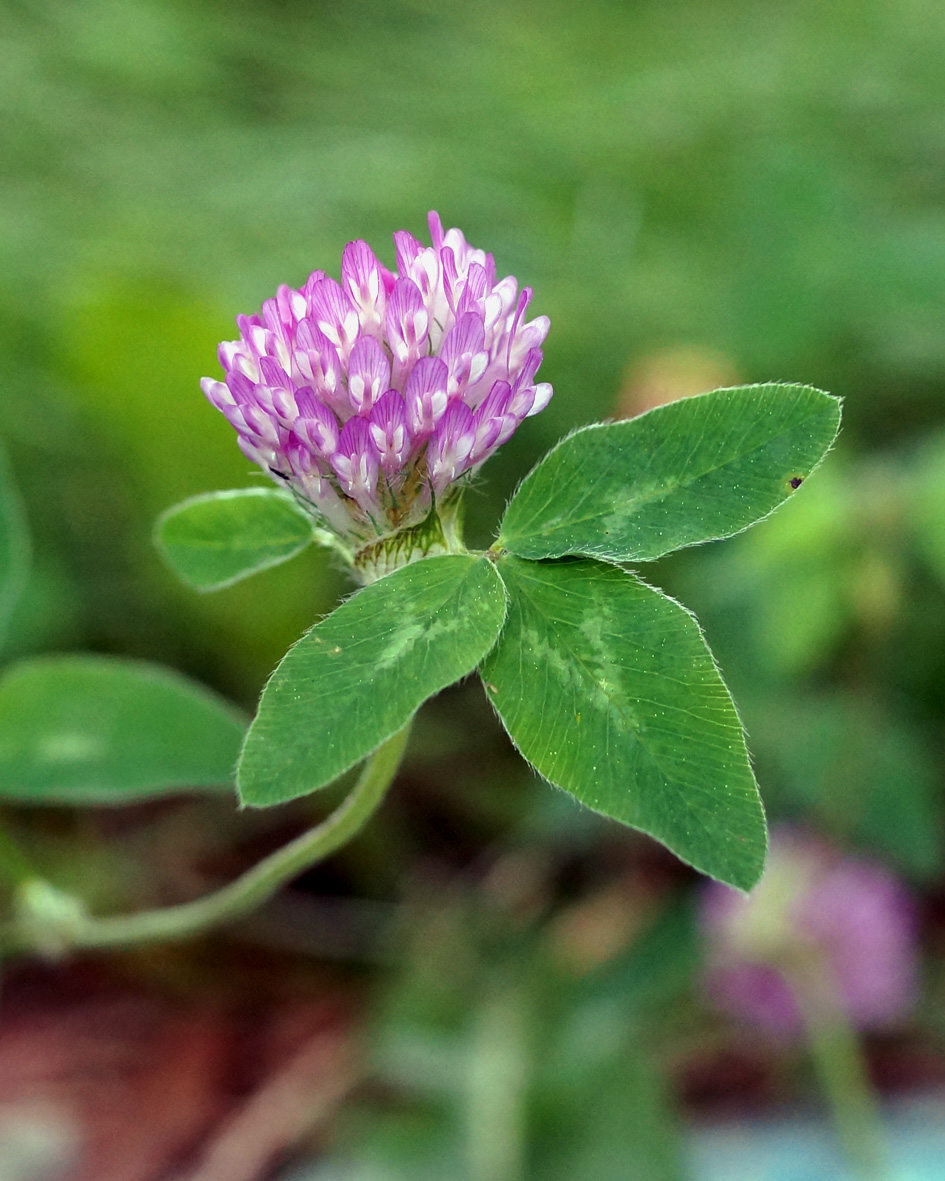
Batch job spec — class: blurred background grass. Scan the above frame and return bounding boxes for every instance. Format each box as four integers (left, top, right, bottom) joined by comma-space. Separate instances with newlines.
2, 1, 945, 1178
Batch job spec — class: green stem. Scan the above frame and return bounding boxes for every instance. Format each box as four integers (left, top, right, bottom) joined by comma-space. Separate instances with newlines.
787, 962, 888, 1181
2, 724, 410, 956
805, 1015, 887, 1181
466, 979, 527, 1181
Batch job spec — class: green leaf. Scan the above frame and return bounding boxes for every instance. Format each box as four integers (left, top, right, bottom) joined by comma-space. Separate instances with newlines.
499, 384, 841, 562
482, 557, 766, 890
0, 439, 30, 649
0, 656, 247, 803
238, 554, 508, 807
155, 488, 315, 591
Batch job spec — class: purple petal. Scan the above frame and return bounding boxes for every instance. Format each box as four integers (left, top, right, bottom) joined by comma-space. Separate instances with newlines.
507, 387, 537, 419
470, 381, 516, 460
526, 383, 553, 417
332, 416, 380, 504
507, 349, 547, 418
258, 356, 290, 389
294, 396, 340, 458
428, 210, 445, 252
427, 401, 476, 493
307, 277, 360, 359
217, 340, 241, 370
440, 311, 488, 400
293, 387, 319, 417
295, 319, 344, 408
260, 384, 298, 422
507, 287, 532, 355
369, 390, 410, 473
404, 356, 449, 437
285, 434, 319, 477
473, 380, 512, 421
201, 377, 233, 410
468, 417, 503, 465
483, 275, 519, 333
225, 370, 257, 406
440, 246, 458, 314
237, 433, 277, 470
457, 263, 488, 316
393, 230, 423, 278
409, 246, 441, 307
301, 270, 327, 301
261, 291, 289, 337
218, 402, 251, 432
509, 314, 551, 370
235, 313, 261, 340
379, 262, 397, 296
512, 346, 543, 392
231, 352, 259, 381
278, 283, 306, 325
237, 404, 282, 447
347, 335, 391, 416
386, 277, 429, 370
342, 240, 387, 333
440, 225, 472, 263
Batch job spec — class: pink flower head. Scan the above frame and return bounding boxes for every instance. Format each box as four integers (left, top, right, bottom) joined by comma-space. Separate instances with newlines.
202, 213, 551, 570
700, 830, 917, 1038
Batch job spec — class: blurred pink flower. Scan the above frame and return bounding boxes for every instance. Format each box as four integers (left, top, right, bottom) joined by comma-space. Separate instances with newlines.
701, 830, 917, 1037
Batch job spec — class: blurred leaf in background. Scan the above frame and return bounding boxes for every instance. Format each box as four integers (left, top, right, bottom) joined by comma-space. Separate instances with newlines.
0, 439, 30, 655
324, 868, 696, 1181
0, 655, 246, 804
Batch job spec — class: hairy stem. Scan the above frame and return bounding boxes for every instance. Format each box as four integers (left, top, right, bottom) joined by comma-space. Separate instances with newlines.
1, 724, 411, 956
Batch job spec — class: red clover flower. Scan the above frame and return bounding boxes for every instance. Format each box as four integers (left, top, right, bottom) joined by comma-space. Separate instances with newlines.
201, 212, 551, 578
700, 830, 917, 1038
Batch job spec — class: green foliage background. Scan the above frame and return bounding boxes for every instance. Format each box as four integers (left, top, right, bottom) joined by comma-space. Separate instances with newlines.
4, 0, 945, 688
5, 0, 944, 864
2, 0, 945, 1175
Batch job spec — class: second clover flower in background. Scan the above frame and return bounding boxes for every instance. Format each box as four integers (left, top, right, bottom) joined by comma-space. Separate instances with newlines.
700, 829, 917, 1038
201, 212, 552, 580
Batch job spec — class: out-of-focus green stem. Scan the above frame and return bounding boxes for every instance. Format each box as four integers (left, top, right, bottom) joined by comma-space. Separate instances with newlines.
788, 961, 888, 1181
466, 978, 528, 1181
0, 724, 410, 957
806, 1017, 886, 1180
